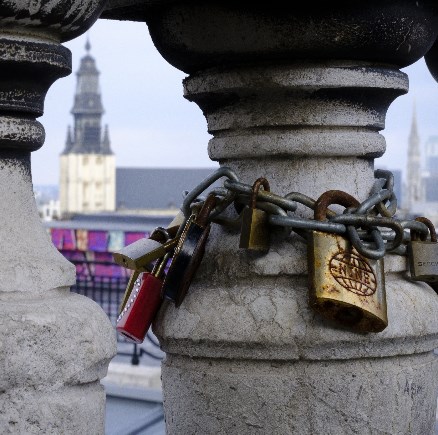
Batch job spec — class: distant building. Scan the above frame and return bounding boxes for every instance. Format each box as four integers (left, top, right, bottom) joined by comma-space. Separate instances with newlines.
423, 135, 438, 202
116, 167, 219, 211
34, 185, 61, 221
57, 38, 220, 218
425, 135, 438, 174
59, 39, 115, 218
391, 169, 402, 207
40, 199, 61, 221
405, 101, 424, 210
402, 102, 438, 224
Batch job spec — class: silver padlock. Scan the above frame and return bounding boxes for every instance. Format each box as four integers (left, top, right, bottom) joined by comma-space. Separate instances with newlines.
408, 216, 438, 282
113, 227, 177, 272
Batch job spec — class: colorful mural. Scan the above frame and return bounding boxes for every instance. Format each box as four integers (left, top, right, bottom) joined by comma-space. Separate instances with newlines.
49, 227, 150, 278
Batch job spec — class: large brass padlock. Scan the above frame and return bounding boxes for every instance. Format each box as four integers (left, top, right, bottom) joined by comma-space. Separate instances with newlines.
308, 190, 388, 333
408, 216, 438, 283
239, 177, 271, 252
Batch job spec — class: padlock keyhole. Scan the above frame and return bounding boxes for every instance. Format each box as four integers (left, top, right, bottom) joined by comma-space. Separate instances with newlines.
335, 306, 363, 326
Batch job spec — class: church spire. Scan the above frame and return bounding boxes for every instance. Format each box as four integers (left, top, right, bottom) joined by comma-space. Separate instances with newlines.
62, 125, 73, 154
102, 124, 113, 155
71, 41, 103, 117
103, 124, 109, 143
85, 33, 91, 53
66, 36, 112, 155
406, 98, 423, 209
409, 98, 419, 141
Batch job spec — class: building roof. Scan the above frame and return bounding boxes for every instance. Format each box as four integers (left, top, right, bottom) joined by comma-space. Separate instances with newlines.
45, 212, 176, 233
116, 167, 220, 210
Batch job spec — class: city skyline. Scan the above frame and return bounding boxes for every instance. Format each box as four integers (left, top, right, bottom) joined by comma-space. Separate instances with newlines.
33, 18, 438, 186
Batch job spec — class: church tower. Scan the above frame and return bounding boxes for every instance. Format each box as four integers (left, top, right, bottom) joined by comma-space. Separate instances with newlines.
59, 38, 116, 218
406, 100, 423, 211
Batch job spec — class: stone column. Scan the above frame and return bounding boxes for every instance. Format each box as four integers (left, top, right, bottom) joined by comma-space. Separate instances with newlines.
0, 2, 116, 433
106, 1, 438, 433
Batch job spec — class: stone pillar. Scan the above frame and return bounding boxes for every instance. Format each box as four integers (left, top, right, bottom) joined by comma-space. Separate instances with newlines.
104, 1, 438, 433
0, 2, 116, 433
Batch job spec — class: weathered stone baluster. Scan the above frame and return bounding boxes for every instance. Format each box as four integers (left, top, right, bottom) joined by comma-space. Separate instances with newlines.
102, 2, 438, 434
0, 2, 116, 433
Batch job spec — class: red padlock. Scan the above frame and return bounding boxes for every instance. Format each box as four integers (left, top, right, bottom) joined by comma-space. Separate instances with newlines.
116, 253, 170, 343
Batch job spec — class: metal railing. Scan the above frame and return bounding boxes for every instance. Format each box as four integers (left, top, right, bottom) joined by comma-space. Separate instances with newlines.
67, 255, 164, 365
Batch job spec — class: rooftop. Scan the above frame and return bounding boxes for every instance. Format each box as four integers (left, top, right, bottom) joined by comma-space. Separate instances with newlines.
44, 211, 177, 232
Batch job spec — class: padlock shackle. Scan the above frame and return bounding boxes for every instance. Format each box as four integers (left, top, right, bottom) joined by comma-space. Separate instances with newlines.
411, 216, 437, 242
314, 190, 360, 221
250, 177, 270, 210
150, 225, 179, 242
151, 226, 171, 242
152, 252, 172, 279
195, 193, 218, 227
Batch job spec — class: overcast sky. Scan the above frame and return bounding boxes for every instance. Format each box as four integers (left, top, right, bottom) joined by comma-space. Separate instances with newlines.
33, 18, 438, 186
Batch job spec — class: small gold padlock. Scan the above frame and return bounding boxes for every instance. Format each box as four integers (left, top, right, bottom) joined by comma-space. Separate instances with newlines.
239, 177, 271, 252
308, 190, 388, 333
408, 216, 438, 283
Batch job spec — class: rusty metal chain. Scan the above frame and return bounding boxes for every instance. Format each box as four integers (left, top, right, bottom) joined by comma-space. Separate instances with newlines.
181, 166, 432, 259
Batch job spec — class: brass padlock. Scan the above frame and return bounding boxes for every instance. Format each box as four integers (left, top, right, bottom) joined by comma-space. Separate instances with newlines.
113, 227, 178, 272
408, 216, 438, 283
239, 177, 271, 251
308, 190, 387, 333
